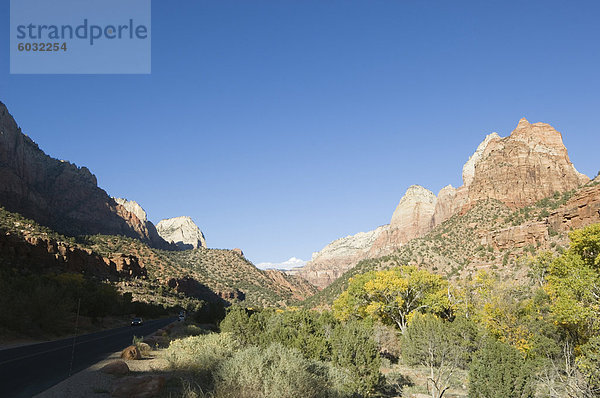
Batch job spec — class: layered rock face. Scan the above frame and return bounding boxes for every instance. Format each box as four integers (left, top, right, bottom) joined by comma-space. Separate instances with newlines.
0, 101, 170, 248
431, 185, 463, 227
294, 225, 387, 289
462, 133, 501, 187
429, 133, 501, 228
156, 216, 206, 250
547, 184, 600, 232
295, 118, 591, 288
114, 198, 147, 224
481, 184, 600, 253
466, 118, 589, 209
482, 221, 549, 251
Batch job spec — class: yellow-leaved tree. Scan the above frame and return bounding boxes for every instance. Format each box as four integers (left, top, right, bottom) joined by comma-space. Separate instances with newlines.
545, 223, 600, 339
333, 265, 450, 333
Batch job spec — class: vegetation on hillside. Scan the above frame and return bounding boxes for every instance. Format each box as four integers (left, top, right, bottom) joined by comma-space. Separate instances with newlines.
81, 233, 316, 308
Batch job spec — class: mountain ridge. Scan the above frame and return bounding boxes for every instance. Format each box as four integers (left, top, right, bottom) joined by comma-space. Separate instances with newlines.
0, 101, 172, 249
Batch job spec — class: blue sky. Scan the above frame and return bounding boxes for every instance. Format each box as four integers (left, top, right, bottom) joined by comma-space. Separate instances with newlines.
1, 1, 599, 268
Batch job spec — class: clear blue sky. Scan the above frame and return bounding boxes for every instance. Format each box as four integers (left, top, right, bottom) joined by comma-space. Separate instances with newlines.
1, 1, 599, 267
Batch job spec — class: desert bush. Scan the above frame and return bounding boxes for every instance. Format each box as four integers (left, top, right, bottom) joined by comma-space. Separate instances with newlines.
186, 324, 209, 336
214, 343, 352, 398
261, 309, 333, 361
219, 307, 383, 396
167, 332, 240, 388
167, 332, 239, 370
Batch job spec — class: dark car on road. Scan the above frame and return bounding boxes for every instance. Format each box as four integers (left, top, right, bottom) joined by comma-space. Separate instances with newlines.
131, 317, 143, 326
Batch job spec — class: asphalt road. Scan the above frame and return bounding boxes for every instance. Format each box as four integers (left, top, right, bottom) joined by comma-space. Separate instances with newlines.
0, 317, 176, 398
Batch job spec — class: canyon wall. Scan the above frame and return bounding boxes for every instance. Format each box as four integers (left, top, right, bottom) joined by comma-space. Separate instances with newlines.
0, 102, 171, 248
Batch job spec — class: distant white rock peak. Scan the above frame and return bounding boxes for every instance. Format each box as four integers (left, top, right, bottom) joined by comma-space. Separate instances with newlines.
156, 216, 207, 250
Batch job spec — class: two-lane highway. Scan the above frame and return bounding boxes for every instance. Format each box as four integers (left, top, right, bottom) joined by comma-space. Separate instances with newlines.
0, 317, 176, 398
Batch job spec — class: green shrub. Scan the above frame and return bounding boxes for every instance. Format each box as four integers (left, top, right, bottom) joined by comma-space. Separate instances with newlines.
400, 314, 476, 397
261, 309, 333, 362
219, 307, 383, 396
219, 306, 265, 346
578, 335, 600, 393
469, 338, 535, 398
331, 320, 383, 395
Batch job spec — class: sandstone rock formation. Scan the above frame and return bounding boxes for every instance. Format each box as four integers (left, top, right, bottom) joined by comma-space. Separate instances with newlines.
114, 198, 147, 224
120, 345, 142, 360
294, 225, 387, 289
373, 118, 590, 250
113, 198, 173, 249
465, 118, 589, 209
482, 221, 549, 251
0, 101, 171, 248
431, 185, 466, 228
156, 216, 206, 250
462, 133, 501, 187
295, 118, 591, 288
369, 185, 436, 257
0, 229, 147, 279
547, 184, 600, 232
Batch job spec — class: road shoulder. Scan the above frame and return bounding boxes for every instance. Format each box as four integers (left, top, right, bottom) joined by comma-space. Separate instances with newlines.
33, 342, 171, 397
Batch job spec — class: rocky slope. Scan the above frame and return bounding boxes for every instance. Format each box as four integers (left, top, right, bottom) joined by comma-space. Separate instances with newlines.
156, 216, 206, 250
0, 101, 171, 249
296, 118, 591, 289
86, 235, 317, 307
0, 207, 147, 280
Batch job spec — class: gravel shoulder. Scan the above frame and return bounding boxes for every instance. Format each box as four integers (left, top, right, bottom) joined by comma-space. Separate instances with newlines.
33, 347, 171, 398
